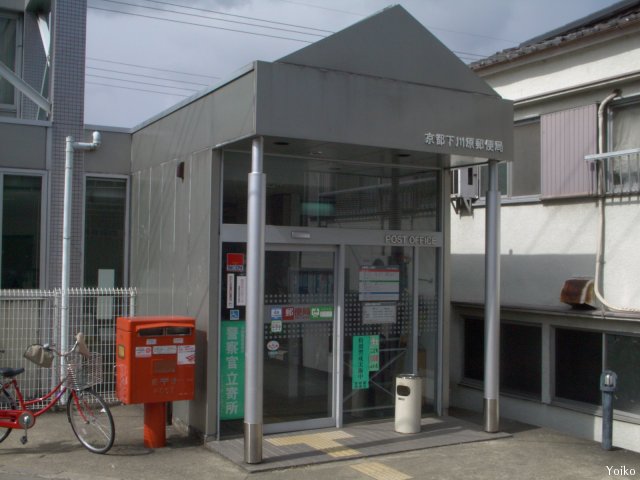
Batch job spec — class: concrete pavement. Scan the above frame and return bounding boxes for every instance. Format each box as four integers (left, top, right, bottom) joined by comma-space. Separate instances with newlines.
1, 404, 639, 480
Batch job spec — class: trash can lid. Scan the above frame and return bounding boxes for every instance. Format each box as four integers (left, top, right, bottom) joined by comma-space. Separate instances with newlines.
396, 373, 421, 379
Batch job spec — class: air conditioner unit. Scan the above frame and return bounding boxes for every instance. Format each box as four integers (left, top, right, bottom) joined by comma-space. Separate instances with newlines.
451, 167, 479, 214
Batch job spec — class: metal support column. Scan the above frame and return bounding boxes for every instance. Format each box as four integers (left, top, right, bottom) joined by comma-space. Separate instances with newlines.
244, 137, 266, 464
484, 159, 501, 433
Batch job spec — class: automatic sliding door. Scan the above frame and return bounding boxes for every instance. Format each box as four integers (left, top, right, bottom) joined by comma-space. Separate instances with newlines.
263, 248, 336, 431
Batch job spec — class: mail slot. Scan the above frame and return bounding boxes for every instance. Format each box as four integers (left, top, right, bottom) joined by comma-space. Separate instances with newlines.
116, 316, 196, 404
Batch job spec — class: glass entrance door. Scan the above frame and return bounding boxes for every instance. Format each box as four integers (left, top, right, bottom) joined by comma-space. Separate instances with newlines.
263, 247, 336, 432
218, 237, 438, 438
341, 244, 438, 422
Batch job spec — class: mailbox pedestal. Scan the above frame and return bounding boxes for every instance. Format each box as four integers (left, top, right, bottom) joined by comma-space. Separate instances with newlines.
116, 316, 196, 448
144, 402, 167, 448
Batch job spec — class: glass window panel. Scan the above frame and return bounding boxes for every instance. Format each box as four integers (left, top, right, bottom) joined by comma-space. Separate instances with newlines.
606, 334, 640, 415
555, 328, 602, 405
463, 317, 484, 381
83, 178, 127, 287
479, 162, 508, 196
611, 102, 640, 151
1, 175, 42, 288
463, 318, 541, 398
501, 323, 541, 398
511, 120, 541, 196
223, 152, 439, 231
0, 15, 17, 106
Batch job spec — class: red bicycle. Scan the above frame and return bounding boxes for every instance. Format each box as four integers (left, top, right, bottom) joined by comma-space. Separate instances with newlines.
0, 333, 114, 454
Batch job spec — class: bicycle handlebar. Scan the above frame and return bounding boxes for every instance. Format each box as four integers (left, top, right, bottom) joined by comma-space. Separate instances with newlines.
75, 332, 91, 359
42, 332, 91, 358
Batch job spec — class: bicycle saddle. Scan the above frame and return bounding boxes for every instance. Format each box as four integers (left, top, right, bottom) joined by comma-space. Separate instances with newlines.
0, 367, 24, 378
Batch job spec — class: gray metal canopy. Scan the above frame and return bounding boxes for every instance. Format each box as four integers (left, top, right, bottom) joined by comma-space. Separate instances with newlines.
132, 5, 512, 170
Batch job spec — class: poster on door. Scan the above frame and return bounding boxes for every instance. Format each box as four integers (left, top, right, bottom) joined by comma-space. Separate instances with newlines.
352, 335, 380, 389
358, 266, 400, 301
220, 321, 245, 420
362, 302, 397, 324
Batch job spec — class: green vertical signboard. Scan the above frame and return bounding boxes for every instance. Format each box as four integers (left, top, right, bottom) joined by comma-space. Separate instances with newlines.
352, 335, 370, 390
220, 321, 245, 420
352, 335, 380, 390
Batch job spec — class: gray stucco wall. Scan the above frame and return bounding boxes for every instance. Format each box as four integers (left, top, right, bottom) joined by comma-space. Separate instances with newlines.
83, 128, 131, 175
0, 122, 48, 169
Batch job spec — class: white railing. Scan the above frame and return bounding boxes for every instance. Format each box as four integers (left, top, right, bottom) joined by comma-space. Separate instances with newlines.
586, 148, 640, 196
0, 288, 136, 406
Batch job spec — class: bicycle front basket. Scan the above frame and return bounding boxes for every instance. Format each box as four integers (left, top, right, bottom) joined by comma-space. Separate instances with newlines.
66, 352, 102, 390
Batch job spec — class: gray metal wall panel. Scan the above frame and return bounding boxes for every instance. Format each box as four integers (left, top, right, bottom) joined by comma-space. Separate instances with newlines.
130, 172, 141, 292
131, 71, 256, 172
255, 62, 513, 161
84, 129, 131, 175
147, 164, 162, 313
187, 150, 211, 321
158, 160, 176, 315
541, 104, 597, 198
172, 159, 189, 315
0, 123, 47, 169
135, 169, 151, 315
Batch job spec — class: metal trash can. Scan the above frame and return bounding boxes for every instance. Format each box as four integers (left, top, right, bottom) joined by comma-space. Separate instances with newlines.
395, 374, 422, 434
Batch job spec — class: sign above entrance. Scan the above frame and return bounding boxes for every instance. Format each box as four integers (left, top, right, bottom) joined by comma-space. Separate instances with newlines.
384, 233, 442, 247
425, 131, 504, 154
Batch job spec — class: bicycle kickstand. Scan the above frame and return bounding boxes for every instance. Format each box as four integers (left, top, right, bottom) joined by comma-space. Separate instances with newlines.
18, 411, 35, 445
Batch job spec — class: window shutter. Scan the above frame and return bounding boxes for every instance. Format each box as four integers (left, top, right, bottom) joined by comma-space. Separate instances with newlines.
541, 104, 597, 199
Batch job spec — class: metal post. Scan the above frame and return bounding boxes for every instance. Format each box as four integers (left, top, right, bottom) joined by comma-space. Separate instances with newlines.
600, 370, 617, 450
484, 159, 501, 433
244, 137, 266, 464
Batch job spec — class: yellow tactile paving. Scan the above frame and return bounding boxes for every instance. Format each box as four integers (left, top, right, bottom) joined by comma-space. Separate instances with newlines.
267, 431, 360, 457
351, 462, 412, 480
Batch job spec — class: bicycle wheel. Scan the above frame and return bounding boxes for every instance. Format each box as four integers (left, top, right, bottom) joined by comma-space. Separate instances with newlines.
0, 387, 17, 443
67, 388, 114, 454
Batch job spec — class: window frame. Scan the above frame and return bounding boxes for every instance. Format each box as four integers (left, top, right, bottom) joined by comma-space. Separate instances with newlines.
0, 11, 22, 115
81, 173, 131, 288
476, 117, 542, 205
607, 95, 640, 151
552, 326, 603, 408
460, 316, 543, 401
0, 168, 47, 289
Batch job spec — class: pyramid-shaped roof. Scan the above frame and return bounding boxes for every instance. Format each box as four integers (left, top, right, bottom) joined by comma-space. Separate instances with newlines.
278, 5, 497, 97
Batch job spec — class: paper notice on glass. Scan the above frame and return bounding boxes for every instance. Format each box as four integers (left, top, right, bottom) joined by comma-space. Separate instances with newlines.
236, 275, 247, 306
227, 273, 235, 309
358, 266, 400, 301
362, 302, 397, 324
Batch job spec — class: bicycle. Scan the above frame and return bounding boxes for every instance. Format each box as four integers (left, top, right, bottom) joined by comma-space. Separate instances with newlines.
0, 333, 115, 454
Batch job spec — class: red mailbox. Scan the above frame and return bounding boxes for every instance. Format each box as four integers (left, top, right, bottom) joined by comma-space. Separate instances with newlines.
116, 316, 196, 448
116, 316, 195, 404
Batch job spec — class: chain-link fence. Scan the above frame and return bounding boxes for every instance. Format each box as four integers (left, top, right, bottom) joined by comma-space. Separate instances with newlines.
0, 288, 135, 406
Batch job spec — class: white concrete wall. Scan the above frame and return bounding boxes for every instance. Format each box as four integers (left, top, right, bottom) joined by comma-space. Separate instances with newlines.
485, 34, 640, 102
451, 200, 640, 310
451, 386, 640, 453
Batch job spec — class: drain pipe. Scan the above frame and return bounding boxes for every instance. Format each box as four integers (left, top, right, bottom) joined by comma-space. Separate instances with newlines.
61, 132, 101, 358
593, 91, 639, 313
